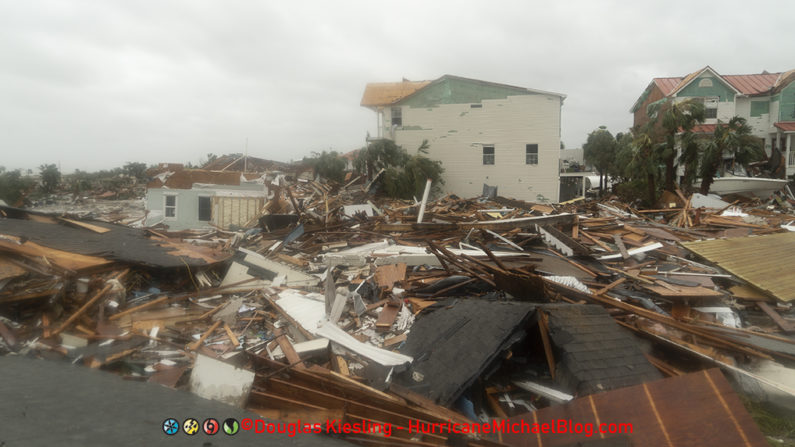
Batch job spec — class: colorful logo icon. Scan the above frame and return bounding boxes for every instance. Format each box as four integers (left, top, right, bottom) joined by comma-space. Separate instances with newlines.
223, 418, 240, 435
163, 418, 179, 435
203, 418, 220, 435
183, 418, 200, 435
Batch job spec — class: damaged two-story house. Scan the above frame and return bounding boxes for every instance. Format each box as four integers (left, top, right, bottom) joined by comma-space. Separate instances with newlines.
361, 75, 566, 203
631, 66, 795, 178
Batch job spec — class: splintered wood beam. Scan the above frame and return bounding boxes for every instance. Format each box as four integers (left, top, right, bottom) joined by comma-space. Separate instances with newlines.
594, 277, 626, 296
757, 302, 795, 333
108, 295, 169, 321
188, 320, 221, 351
273, 328, 304, 368
538, 311, 556, 379
223, 322, 240, 348
612, 234, 630, 259
52, 269, 128, 336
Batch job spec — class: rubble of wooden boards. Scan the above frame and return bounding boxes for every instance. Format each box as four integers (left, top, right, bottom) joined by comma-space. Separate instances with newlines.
1, 186, 795, 446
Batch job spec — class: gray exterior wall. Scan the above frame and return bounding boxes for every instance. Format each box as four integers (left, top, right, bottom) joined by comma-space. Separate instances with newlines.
146, 183, 267, 231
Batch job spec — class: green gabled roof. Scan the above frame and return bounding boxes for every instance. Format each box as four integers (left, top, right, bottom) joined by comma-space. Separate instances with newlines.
394, 75, 565, 107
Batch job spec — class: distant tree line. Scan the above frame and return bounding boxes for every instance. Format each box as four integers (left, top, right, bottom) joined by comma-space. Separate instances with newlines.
0, 161, 152, 206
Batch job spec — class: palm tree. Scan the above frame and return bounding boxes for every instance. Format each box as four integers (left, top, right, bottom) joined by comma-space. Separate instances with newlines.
698, 117, 764, 194
646, 98, 706, 191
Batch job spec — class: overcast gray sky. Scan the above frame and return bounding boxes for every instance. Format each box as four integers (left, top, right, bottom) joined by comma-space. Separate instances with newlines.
2, 0, 794, 173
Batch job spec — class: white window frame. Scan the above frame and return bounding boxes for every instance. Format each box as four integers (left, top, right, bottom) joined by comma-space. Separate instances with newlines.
482, 146, 495, 165
704, 96, 719, 119
526, 144, 539, 165
163, 193, 178, 220
391, 106, 402, 127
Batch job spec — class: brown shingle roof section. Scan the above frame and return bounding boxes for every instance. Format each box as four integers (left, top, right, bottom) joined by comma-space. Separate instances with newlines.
682, 232, 795, 302
146, 170, 242, 189
360, 80, 431, 107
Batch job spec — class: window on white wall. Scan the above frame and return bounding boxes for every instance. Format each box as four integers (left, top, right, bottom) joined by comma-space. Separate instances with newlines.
164, 195, 177, 218
704, 97, 718, 119
526, 144, 539, 165
391, 107, 402, 126
483, 146, 495, 165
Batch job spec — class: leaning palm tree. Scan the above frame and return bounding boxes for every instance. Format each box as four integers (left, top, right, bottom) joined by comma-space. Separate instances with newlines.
698, 117, 765, 194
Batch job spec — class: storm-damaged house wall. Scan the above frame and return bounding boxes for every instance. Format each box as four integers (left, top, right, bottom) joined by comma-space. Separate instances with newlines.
145, 169, 268, 231
362, 75, 565, 203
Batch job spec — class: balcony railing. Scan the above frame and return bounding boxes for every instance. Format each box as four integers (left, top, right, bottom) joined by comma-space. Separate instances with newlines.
789, 150, 795, 167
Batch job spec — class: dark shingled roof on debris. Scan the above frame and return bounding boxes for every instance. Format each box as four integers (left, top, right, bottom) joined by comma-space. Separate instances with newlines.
542, 304, 662, 396
0, 215, 226, 268
396, 298, 537, 406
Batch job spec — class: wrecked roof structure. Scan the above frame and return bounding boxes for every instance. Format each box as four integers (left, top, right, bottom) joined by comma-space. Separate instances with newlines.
2, 172, 795, 445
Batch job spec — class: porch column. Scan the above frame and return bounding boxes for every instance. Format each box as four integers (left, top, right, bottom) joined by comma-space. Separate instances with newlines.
764, 134, 772, 157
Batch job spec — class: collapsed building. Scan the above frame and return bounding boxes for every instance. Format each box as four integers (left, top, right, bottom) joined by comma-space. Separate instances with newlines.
1, 170, 795, 446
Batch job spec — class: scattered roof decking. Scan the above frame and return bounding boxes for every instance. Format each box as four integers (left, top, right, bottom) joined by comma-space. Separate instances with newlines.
146, 169, 244, 189
503, 369, 768, 447
543, 304, 662, 396
395, 298, 537, 406
360, 80, 432, 108
0, 212, 227, 268
682, 232, 795, 302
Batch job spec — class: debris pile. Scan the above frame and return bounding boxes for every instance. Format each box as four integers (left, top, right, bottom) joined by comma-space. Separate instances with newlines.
2, 182, 794, 446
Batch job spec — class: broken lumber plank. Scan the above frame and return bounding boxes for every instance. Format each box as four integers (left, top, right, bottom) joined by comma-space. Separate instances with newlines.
332, 354, 349, 375
594, 277, 626, 296
545, 248, 598, 278
188, 320, 221, 351
383, 333, 407, 348
273, 328, 304, 368
580, 230, 613, 252
108, 295, 169, 321
375, 302, 401, 332
757, 302, 795, 333
374, 263, 407, 289
52, 270, 128, 336
538, 311, 556, 379
612, 234, 630, 259
224, 322, 241, 348
58, 217, 111, 234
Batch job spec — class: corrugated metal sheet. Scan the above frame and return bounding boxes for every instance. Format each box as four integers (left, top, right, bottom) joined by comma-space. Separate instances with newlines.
682, 232, 795, 302
654, 77, 683, 95
360, 80, 431, 107
502, 369, 768, 447
724, 73, 781, 95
